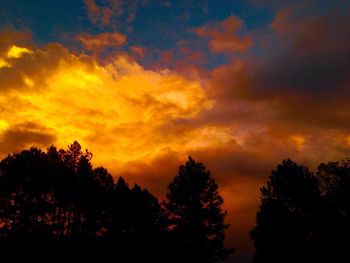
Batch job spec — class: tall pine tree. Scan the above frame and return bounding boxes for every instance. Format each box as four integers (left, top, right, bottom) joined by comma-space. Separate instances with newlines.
165, 157, 233, 263
250, 159, 320, 263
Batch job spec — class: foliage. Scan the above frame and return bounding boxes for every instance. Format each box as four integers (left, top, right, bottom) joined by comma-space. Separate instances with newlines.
0, 143, 231, 262
165, 157, 233, 263
251, 158, 350, 263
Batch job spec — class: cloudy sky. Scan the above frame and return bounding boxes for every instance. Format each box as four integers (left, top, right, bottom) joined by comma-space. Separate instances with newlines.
0, 0, 349, 261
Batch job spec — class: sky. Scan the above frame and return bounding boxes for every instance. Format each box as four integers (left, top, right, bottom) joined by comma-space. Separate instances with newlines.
0, 0, 349, 262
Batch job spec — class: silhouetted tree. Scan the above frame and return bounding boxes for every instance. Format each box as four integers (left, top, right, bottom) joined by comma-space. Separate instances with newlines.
0, 143, 235, 262
0, 147, 55, 240
251, 159, 321, 263
104, 177, 163, 261
164, 156, 232, 263
0, 141, 115, 241
316, 160, 350, 262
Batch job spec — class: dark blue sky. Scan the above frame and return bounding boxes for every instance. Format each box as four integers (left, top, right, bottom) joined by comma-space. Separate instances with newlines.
0, 1, 272, 39
0, 0, 280, 68
0, 0, 341, 69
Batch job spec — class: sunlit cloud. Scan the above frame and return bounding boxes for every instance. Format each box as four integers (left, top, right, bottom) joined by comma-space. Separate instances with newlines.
195, 16, 252, 53
0, 37, 214, 173
76, 32, 127, 52
84, 0, 138, 30
7, 45, 32, 58
129, 46, 145, 59
0, 58, 9, 68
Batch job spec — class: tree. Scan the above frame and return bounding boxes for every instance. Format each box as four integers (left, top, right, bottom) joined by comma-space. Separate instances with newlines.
103, 177, 163, 261
164, 156, 233, 263
0, 147, 55, 240
0, 141, 114, 240
316, 160, 350, 262
250, 159, 320, 263
0, 143, 233, 262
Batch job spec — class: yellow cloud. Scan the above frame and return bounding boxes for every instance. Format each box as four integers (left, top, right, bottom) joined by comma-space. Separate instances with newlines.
0, 58, 10, 68
7, 45, 32, 58
0, 43, 214, 170
0, 120, 9, 130
290, 134, 306, 151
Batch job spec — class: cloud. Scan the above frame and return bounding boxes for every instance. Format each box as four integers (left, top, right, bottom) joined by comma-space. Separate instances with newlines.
83, 0, 138, 30
0, 42, 75, 93
188, 7, 350, 255
195, 16, 252, 53
0, 121, 56, 155
76, 32, 127, 52
255, 7, 350, 130
84, 0, 112, 26
0, 31, 32, 53
208, 5, 350, 131
129, 45, 145, 59
0, 32, 211, 171
270, 7, 294, 33
115, 149, 182, 196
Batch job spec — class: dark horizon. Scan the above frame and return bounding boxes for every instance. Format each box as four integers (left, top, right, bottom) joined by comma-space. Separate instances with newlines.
0, 142, 233, 262
1, 142, 350, 263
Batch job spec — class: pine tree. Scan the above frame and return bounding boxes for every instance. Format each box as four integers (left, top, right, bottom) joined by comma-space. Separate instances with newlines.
165, 156, 233, 263
250, 159, 320, 263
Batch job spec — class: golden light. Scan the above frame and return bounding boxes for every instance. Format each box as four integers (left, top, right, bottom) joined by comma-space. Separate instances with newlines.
0, 120, 9, 131
7, 45, 32, 58
346, 135, 350, 146
0, 43, 222, 173
0, 58, 10, 68
290, 134, 305, 151
23, 76, 34, 87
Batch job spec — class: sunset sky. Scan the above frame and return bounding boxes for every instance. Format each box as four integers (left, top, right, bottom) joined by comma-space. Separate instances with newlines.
0, 0, 349, 262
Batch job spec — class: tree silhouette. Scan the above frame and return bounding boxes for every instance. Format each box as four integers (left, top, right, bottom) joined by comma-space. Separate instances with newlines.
0, 147, 55, 240
0, 143, 234, 262
164, 156, 233, 263
103, 177, 163, 261
0, 142, 115, 241
251, 159, 320, 263
316, 160, 350, 262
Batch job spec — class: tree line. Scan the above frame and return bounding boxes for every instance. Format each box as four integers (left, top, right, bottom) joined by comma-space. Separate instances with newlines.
1, 141, 350, 262
252, 158, 350, 263
0, 141, 232, 262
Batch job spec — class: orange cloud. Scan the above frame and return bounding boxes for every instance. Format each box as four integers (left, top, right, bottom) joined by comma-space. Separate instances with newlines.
0, 34, 212, 170
0, 121, 56, 154
84, 0, 112, 26
129, 46, 145, 59
76, 32, 126, 51
270, 8, 294, 33
195, 16, 252, 53
83, 0, 138, 29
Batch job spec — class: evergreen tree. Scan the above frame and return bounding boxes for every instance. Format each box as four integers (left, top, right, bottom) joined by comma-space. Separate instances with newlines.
316, 160, 350, 262
165, 156, 233, 263
251, 159, 320, 263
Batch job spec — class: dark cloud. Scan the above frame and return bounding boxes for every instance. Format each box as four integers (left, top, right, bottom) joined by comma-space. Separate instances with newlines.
256, 6, 350, 94
0, 121, 56, 155
84, 0, 139, 31
76, 32, 126, 52
209, 4, 350, 130
115, 150, 182, 197
0, 31, 32, 56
